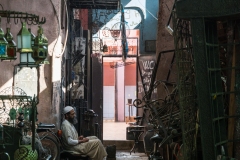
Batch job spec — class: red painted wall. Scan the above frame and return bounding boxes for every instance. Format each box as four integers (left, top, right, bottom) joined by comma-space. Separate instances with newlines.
103, 62, 136, 86
125, 63, 136, 86
79, 9, 88, 30
103, 62, 115, 86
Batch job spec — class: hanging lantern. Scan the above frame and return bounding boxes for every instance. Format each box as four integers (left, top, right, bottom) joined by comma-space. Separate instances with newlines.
103, 44, 108, 52
17, 23, 37, 67
17, 22, 32, 53
0, 17, 8, 58
32, 26, 48, 64
5, 28, 17, 59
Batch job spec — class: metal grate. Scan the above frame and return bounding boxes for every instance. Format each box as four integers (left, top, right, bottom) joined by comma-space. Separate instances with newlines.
174, 0, 240, 159
173, 13, 198, 160
208, 21, 240, 159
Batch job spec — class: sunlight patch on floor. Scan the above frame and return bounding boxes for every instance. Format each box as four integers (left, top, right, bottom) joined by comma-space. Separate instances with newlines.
103, 121, 129, 140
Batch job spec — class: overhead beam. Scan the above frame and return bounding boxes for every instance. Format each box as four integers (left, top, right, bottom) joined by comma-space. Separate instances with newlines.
69, 0, 120, 9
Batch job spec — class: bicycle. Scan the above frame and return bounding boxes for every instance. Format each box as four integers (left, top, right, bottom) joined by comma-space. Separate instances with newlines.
133, 81, 181, 160
36, 122, 60, 160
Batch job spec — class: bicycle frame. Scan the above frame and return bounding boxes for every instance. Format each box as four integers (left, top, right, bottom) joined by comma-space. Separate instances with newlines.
37, 128, 60, 144
36, 125, 61, 160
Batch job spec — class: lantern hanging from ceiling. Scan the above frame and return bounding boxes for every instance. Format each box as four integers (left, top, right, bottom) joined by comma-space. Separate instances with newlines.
0, 17, 8, 58
17, 22, 32, 53
32, 26, 48, 64
5, 28, 17, 59
17, 22, 36, 67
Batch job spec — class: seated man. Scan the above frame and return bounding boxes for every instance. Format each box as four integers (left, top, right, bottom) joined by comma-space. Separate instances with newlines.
61, 106, 107, 160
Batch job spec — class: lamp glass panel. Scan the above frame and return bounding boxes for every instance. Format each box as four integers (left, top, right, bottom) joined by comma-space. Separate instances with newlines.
0, 45, 6, 55
39, 51, 44, 56
22, 35, 31, 48
28, 52, 35, 63
20, 53, 27, 63
7, 48, 16, 57
20, 52, 35, 63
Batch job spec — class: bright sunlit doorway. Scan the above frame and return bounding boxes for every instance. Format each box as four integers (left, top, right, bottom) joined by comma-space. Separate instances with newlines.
103, 57, 137, 140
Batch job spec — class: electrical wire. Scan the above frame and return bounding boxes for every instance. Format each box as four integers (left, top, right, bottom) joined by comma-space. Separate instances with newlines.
0, 4, 4, 10
49, 0, 60, 58
137, 0, 158, 21
61, 0, 69, 57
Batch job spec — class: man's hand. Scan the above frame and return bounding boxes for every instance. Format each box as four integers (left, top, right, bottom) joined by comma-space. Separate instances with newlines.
82, 138, 89, 142
78, 135, 84, 140
78, 137, 89, 144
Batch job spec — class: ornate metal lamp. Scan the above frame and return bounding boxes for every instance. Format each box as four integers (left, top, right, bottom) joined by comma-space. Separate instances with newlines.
32, 26, 48, 64
0, 17, 8, 58
18, 24, 39, 67
5, 28, 17, 59
17, 22, 32, 53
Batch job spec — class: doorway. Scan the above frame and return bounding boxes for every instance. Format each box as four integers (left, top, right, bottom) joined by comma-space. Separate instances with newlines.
102, 57, 137, 140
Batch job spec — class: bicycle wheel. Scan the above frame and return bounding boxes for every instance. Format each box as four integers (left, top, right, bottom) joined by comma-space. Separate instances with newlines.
39, 136, 60, 160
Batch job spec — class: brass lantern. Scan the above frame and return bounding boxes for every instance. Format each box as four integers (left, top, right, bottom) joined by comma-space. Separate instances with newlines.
18, 23, 37, 67
32, 26, 48, 64
17, 22, 32, 53
5, 28, 17, 59
0, 17, 8, 58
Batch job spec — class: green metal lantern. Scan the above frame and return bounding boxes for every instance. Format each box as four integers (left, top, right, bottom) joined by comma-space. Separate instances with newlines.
17, 22, 32, 53
32, 26, 48, 64
5, 28, 17, 59
0, 17, 8, 58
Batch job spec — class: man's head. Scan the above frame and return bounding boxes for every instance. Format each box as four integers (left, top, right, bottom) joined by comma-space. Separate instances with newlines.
63, 106, 76, 124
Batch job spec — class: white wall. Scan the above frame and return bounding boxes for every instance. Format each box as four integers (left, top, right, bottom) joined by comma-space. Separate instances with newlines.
103, 86, 115, 119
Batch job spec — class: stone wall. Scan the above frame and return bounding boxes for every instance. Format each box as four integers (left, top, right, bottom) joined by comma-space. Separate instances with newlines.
156, 0, 176, 93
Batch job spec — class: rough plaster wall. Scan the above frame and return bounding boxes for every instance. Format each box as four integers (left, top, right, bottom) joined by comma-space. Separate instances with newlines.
156, 0, 175, 54
0, 0, 62, 128
156, 0, 176, 87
